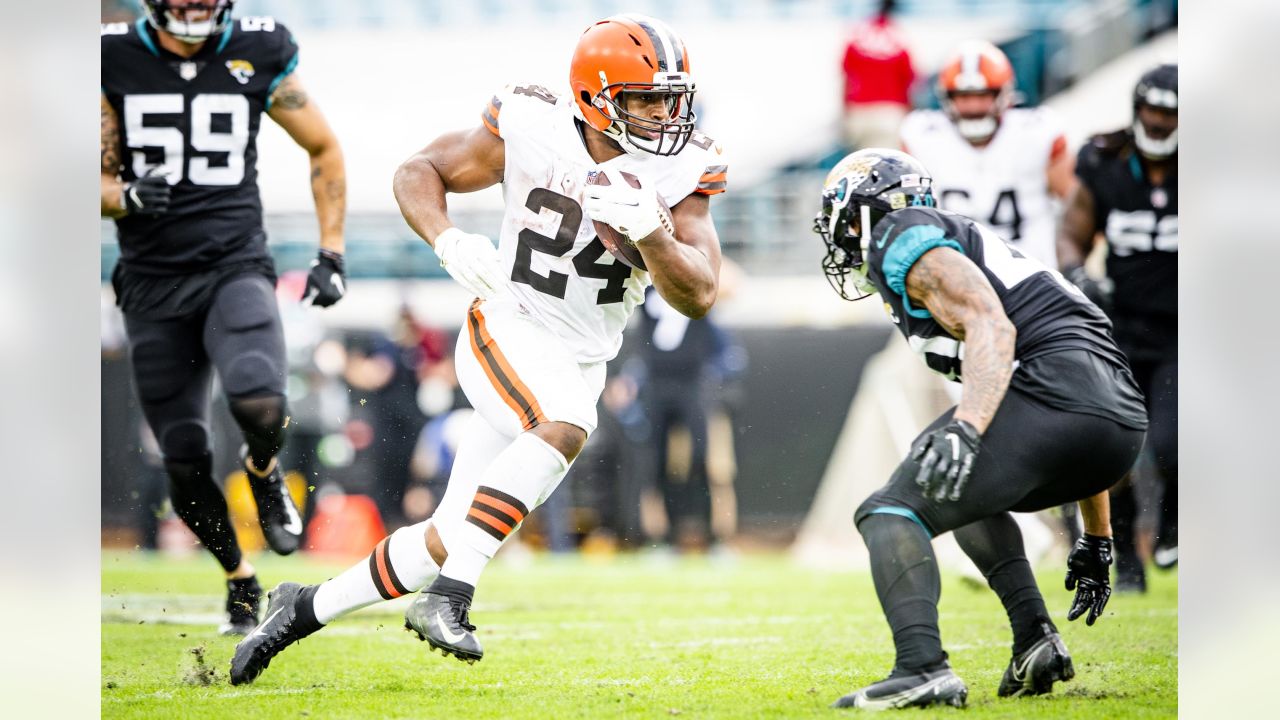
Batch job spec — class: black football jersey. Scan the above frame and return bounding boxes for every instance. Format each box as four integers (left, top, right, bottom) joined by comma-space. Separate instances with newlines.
1076, 131, 1177, 356
864, 207, 1147, 428
101, 16, 297, 274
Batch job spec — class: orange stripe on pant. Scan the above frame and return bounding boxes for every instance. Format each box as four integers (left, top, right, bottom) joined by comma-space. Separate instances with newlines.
466, 301, 549, 430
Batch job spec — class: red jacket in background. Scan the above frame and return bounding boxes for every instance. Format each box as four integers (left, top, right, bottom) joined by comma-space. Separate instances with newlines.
842, 16, 915, 107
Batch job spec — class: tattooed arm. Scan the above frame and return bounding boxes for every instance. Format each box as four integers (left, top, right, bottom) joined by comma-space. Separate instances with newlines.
1056, 181, 1097, 270
101, 94, 126, 218
268, 73, 346, 253
905, 247, 1017, 434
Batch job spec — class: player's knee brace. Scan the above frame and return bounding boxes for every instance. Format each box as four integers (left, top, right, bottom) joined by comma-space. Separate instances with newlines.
158, 419, 210, 461
229, 394, 287, 465
223, 349, 282, 398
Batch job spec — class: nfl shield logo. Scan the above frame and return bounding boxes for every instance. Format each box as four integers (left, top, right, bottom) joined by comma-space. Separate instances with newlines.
179, 62, 198, 81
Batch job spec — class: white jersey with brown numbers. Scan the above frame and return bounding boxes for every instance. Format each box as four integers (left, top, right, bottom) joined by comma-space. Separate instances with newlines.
481, 84, 727, 364
899, 107, 1067, 269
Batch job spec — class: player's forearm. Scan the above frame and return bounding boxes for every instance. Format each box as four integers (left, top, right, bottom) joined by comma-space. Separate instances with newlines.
308, 145, 346, 253
640, 232, 718, 319
954, 314, 1016, 434
101, 174, 125, 218
392, 156, 454, 248
1077, 490, 1111, 537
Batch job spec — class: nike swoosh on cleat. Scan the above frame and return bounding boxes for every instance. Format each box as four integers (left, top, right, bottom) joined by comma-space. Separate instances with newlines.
281, 487, 303, 534
433, 610, 468, 644
1012, 642, 1050, 682
250, 608, 283, 640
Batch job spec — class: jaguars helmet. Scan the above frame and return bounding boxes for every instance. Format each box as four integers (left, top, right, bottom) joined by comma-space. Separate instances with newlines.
1132, 63, 1177, 159
142, 0, 236, 44
813, 149, 935, 301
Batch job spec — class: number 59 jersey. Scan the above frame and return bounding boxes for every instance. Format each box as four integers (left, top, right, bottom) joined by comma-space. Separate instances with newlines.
101, 17, 297, 273
484, 84, 727, 364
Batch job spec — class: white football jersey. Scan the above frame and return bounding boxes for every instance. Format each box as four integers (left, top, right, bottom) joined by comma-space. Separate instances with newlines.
899, 107, 1066, 268
483, 83, 727, 364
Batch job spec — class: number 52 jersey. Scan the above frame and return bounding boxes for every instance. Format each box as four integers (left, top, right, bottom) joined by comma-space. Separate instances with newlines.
483, 83, 728, 364
101, 16, 297, 274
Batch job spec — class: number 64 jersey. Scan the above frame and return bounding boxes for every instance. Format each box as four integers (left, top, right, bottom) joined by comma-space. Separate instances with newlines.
101, 17, 297, 274
484, 84, 728, 364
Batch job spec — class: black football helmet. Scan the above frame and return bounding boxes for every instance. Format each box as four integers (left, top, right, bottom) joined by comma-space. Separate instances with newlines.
142, 0, 236, 44
813, 148, 935, 301
1132, 63, 1177, 159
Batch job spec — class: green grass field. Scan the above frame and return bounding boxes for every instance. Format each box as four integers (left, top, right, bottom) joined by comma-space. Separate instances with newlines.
101, 550, 1177, 719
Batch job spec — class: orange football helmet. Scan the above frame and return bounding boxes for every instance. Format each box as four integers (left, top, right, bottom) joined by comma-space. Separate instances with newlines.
570, 14, 696, 156
936, 40, 1016, 143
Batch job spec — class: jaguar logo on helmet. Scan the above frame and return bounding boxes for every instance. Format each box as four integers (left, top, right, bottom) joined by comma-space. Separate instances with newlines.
813, 149, 935, 302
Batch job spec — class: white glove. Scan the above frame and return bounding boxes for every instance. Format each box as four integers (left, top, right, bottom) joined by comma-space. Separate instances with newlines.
582, 169, 672, 242
433, 227, 508, 299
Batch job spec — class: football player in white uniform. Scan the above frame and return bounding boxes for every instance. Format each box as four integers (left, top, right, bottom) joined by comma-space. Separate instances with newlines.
231, 14, 727, 684
899, 40, 1075, 269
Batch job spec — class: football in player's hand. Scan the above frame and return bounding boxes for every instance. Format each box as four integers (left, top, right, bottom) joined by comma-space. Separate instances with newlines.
585, 170, 671, 271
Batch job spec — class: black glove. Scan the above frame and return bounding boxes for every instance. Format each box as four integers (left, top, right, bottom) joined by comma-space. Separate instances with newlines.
1063, 265, 1114, 316
121, 170, 171, 216
1065, 534, 1113, 626
911, 419, 981, 502
303, 249, 346, 307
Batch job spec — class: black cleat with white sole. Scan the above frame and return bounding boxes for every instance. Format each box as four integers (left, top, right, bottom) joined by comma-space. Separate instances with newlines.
833, 662, 968, 710
241, 446, 304, 555
229, 582, 321, 685
998, 622, 1075, 697
219, 576, 262, 636
404, 577, 483, 664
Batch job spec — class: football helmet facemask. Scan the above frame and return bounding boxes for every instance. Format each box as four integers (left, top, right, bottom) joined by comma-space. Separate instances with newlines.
142, 0, 235, 44
570, 14, 697, 157
814, 149, 936, 301
1132, 63, 1178, 159
936, 40, 1016, 144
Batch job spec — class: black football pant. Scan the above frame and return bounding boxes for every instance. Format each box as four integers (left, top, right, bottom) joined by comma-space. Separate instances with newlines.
124, 273, 288, 572
1111, 356, 1178, 579
642, 380, 711, 546
854, 384, 1144, 671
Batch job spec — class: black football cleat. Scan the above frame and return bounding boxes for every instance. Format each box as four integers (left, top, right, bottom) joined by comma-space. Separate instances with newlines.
404, 590, 483, 664
833, 662, 968, 710
241, 446, 303, 555
998, 622, 1076, 697
219, 576, 262, 636
230, 583, 317, 685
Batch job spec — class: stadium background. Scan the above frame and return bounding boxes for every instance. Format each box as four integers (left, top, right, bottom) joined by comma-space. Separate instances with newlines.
99, 0, 1177, 559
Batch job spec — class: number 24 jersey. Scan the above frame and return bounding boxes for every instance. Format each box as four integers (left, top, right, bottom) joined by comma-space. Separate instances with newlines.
483, 84, 728, 364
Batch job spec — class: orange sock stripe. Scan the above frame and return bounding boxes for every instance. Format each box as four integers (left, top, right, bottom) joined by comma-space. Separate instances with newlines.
368, 537, 408, 600
468, 507, 514, 536
467, 301, 548, 430
474, 493, 526, 524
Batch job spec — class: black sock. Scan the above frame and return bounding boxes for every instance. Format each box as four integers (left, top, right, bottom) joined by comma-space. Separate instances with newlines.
954, 513, 1054, 655
293, 584, 324, 635
165, 453, 242, 573
1110, 484, 1143, 581
858, 513, 945, 673
427, 575, 476, 605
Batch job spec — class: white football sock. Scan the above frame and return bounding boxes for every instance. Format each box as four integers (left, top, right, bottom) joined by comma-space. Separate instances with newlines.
439, 432, 568, 587
311, 520, 440, 624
